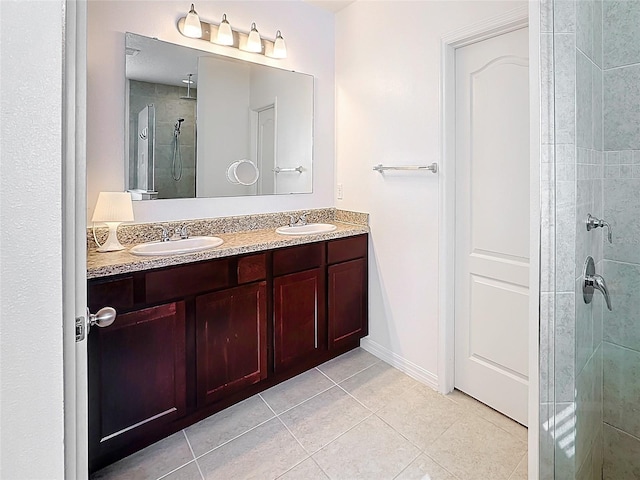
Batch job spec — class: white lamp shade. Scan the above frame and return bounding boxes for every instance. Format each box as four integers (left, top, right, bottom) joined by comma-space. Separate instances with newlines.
215, 14, 234, 45
183, 4, 202, 38
246, 23, 262, 53
272, 31, 287, 59
92, 192, 135, 223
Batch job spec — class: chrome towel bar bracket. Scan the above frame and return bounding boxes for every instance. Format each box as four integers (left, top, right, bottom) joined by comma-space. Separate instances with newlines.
373, 163, 438, 173
273, 166, 303, 174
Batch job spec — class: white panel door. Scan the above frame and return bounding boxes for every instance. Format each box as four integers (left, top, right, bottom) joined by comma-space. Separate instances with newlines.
257, 106, 276, 195
454, 27, 529, 425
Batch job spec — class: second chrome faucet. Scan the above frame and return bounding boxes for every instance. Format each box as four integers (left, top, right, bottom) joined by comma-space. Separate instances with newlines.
156, 224, 189, 242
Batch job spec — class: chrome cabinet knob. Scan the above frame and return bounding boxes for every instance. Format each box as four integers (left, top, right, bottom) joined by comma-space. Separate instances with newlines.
77, 307, 117, 342
88, 307, 117, 328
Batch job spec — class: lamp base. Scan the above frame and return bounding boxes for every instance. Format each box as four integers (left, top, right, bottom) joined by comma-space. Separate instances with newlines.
96, 222, 125, 252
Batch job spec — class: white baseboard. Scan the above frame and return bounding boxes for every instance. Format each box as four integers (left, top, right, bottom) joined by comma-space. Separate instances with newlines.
360, 338, 439, 391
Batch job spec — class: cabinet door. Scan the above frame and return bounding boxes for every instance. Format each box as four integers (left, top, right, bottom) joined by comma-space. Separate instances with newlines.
88, 302, 186, 467
328, 258, 368, 349
196, 282, 267, 405
274, 268, 326, 371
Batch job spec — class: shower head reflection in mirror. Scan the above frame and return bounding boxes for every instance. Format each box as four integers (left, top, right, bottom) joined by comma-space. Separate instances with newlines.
124, 33, 314, 200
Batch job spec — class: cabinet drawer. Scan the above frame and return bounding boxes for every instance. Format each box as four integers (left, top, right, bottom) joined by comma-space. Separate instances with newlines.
328, 235, 367, 264
273, 242, 325, 276
237, 253, 267, 284
146, 259, 230, 302
88, 276, 134, 312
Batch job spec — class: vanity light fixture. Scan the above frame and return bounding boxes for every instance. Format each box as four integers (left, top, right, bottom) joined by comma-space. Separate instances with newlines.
245, 23, 262, 53
177, 4, 287, 59
183, 4, 202, 38
215, 14, 234, 46
271, 31, 287, 59
91, 192, 135, 252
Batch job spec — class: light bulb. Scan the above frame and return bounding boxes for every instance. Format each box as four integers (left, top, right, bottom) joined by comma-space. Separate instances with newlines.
183, 4, 202, 38
246, 23, 262, 53
215, 13, 234, 46
272, 30, 287, 59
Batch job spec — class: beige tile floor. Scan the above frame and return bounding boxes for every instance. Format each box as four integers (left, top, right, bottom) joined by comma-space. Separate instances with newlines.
92, 348, 528, 480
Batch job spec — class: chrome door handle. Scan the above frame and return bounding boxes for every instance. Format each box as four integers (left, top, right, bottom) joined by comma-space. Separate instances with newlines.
583, 256, 612, 311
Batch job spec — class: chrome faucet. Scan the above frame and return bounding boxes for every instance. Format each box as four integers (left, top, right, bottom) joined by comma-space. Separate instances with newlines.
173, 225, 189, 240
586, 214, 612, 243
288, 212, 310, 227
156, 225, 171, 242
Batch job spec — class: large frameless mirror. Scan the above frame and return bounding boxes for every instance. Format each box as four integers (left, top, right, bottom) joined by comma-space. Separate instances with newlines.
125, 32, 314, 200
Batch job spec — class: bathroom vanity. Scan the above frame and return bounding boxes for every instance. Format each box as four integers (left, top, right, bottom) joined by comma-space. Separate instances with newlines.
87, 224, 367, 472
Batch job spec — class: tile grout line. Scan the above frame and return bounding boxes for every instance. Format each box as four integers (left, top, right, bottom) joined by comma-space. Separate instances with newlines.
421, 451, 465, 480
181, 429, 206, 480
153, 430, 201, 480
271, 382, 336, 416
191, 413, 277, 461
507, 450, 528, 480
447, 392, 528, 444
317, 356, 381, 385
390, 450, 423, 480
259, 393, 319, 479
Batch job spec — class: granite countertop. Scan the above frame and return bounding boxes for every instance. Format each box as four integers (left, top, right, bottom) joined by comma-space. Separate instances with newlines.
87, 221, 368, 279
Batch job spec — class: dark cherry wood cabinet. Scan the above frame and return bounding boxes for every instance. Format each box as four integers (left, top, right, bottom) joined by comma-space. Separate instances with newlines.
328, 258, 368, 349
196, 282, 267, 405
88, 234, 367, 472
88, 302, 186, 466
274, 268, 326, 371
327, 236, 368, 349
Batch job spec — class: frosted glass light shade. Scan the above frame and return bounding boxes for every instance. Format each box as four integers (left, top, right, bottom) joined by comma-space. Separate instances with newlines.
272, 31, 287, 59
246, 23, 262, 53
215, 14, 234, 45
92, 192, 135, 223
183, 4, 202, 38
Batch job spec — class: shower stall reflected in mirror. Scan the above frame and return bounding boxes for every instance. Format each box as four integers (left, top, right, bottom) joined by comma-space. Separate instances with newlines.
540, 0, 640, 478
127, 79, 197, 200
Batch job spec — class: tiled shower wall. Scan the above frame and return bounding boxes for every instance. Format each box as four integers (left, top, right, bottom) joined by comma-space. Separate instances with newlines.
129, 80, 197, 199
601, 1, 640, 476
540, 0, 605, 478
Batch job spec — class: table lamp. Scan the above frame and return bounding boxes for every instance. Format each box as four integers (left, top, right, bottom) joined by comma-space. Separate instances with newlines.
92, 192, 135, 252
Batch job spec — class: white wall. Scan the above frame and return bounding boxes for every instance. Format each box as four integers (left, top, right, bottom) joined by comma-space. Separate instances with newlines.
335, 1, 526, 385
0, 1, 65, 477
87, 0, 335, 223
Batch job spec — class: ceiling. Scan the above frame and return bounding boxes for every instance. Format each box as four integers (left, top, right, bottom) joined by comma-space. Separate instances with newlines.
305, 1, 355, 13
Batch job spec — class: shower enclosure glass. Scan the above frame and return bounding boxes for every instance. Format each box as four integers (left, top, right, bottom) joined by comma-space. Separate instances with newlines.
541, 0, 640, 478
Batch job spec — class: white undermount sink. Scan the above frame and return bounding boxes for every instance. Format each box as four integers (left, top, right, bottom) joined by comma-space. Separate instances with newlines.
129, 236, 224, 256
275, 223, 337, 236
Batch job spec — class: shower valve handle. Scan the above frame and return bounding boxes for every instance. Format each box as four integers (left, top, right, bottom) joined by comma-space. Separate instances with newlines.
583, 256, 612, 311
